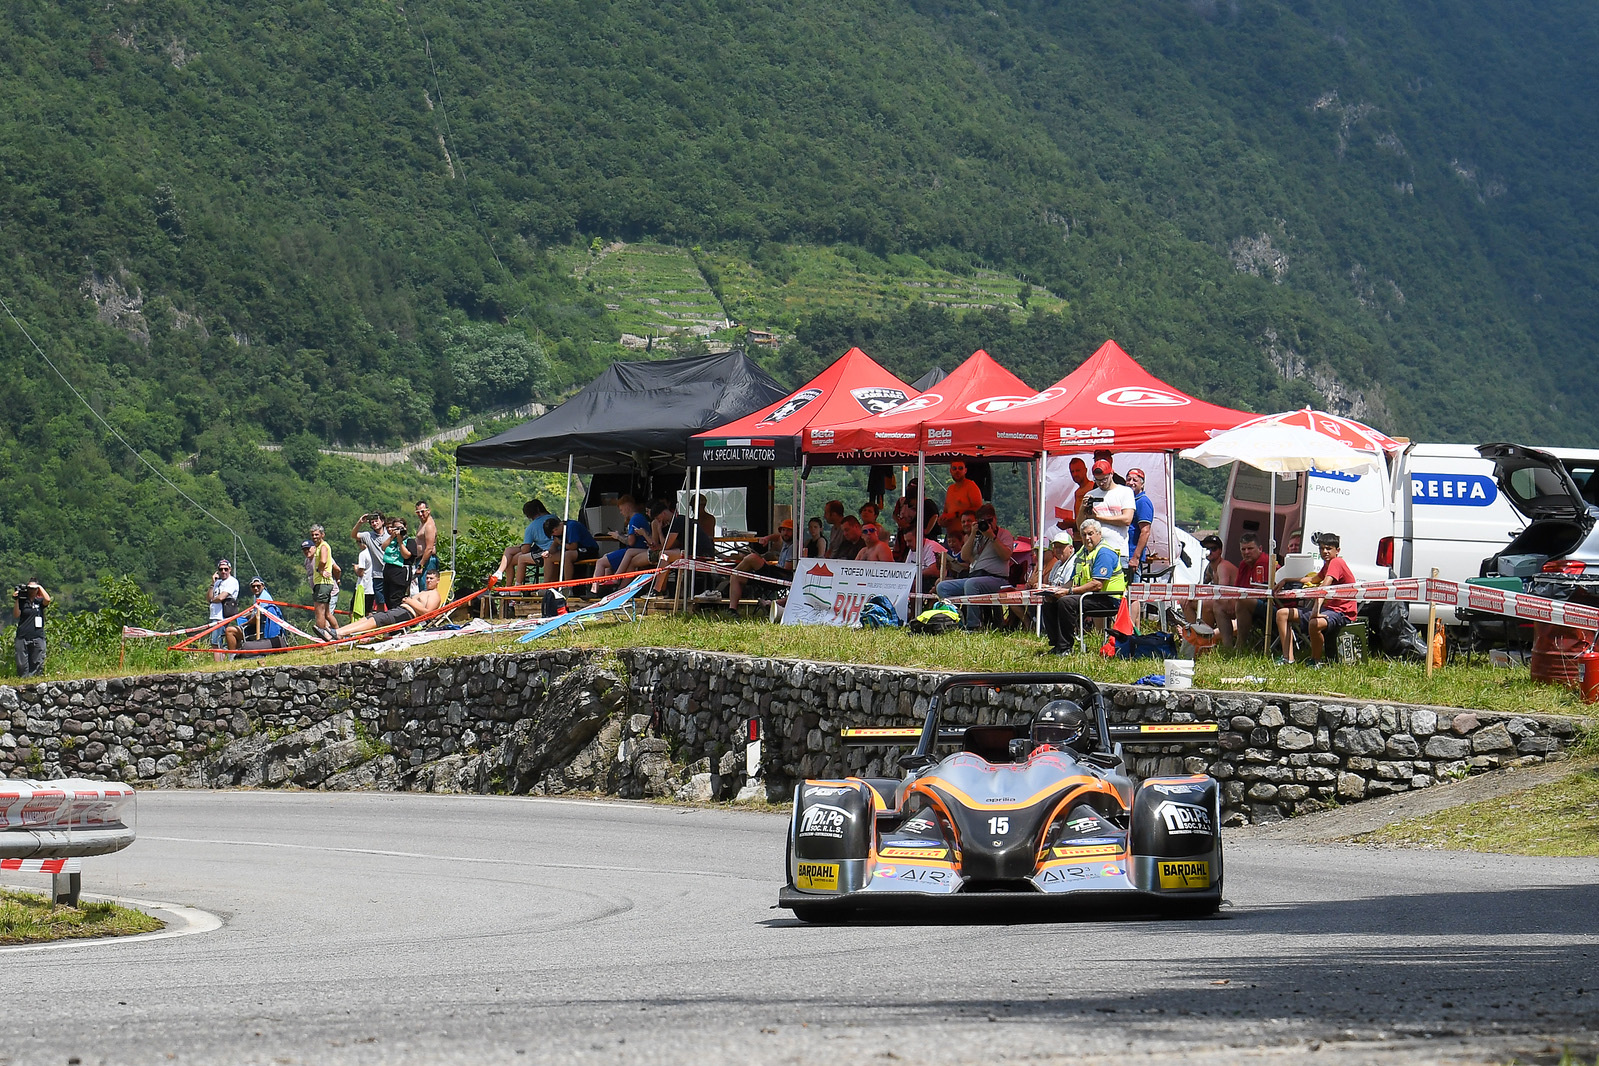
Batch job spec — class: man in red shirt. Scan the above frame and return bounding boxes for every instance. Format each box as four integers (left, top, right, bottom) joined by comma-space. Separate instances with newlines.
1233, 533, 1272, 648
939, 461, 984, 531
1274, 532, 1357, 666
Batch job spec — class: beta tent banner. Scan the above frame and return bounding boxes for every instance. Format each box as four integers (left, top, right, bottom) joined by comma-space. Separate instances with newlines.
687, 347, 917, 467
924, 340, 1254, 456
802, 349, 1033, 459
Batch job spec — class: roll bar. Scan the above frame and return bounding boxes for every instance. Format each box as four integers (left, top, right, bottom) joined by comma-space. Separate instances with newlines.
917, 672, 1109, 762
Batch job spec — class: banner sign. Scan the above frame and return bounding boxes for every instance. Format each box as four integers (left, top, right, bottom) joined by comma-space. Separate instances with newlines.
782, 560, 917, 627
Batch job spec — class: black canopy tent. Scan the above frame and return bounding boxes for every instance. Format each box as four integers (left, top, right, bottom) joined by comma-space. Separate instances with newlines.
455, 351, 787, 474
450, 352, 791, 574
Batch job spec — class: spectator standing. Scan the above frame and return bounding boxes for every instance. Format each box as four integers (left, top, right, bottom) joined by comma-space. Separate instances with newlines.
939, 461, 984, 531
208, 559, 239, 657
12, 581, 50, 678
353, 544, 373, 620
413, 501, 438, 587
823, 501, 848, 556
1067, 457, 1093, 527
381, 517, 416, 612
308, 524, 338, 637
351, 513, 390, 612
935, 503, 1014, 629
1126, 468, 1156, 573
1275, 533, 1357, 666
1083, 460, 1136, 560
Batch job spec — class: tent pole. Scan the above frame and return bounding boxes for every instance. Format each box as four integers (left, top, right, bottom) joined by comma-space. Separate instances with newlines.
915, 450, 926, 609
791, 465, 801, 550
561, 453, 573, 584
1036, 451, 1048, 638
450, 462, 460, 574
1266, 473, 1276, 659
689, 463, 703, 613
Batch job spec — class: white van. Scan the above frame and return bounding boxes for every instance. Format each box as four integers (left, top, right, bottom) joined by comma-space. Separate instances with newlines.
1216, 443, 1530, 626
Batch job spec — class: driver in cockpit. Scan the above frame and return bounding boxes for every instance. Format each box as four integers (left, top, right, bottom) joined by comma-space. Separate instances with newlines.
1029, 699, 1094, 757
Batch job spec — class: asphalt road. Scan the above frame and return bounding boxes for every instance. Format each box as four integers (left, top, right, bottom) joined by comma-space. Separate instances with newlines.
2, 790, 1595, 1066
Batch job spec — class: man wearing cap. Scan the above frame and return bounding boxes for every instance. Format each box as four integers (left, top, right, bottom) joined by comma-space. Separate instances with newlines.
1039, 518, 1126, 652
226, 577, 288, 651
1275, 532, 1357, 666
1126, 468, 1156, 573
939, 461, 984, 531
1084, 459, 1136, 561
1191, 534, 1240, 647
728, 520, 797, 605
207, 559, 239, 656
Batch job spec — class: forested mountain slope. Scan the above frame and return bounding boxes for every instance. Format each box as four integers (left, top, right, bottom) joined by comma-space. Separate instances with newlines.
1, 0, 1595, 608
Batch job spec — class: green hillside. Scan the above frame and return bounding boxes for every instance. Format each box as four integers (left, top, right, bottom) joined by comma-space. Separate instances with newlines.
2, 0, 1596, 609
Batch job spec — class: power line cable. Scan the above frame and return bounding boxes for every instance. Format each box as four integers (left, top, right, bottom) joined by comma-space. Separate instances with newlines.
0, 293, 263, 578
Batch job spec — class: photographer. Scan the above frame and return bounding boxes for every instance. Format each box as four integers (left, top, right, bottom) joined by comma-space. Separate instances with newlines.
934, 503, 1014, 629
207, 558, 239, 656
12, 581, 50, 678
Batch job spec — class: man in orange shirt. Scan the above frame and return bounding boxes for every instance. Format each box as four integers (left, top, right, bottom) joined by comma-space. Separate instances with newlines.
940, 461, 984, 530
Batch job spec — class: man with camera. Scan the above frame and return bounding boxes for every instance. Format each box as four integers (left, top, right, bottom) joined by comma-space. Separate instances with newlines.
934, 502, 1014, 629
12, 581, 51, 678
207, 558, 240, 658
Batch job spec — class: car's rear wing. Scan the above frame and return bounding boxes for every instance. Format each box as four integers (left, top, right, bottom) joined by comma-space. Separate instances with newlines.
841, 723, 1218, 746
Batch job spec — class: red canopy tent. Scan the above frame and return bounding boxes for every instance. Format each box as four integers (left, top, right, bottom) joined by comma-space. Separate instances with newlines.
686, 347, 917, 468
924, 339, 1253, 455
801, 349, 1033, 459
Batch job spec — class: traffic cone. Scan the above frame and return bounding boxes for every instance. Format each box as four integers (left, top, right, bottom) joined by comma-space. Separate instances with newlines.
1110, 597, 1135, 636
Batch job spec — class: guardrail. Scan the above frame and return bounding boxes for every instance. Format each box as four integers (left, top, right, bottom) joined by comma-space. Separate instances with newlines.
0, 781, 136, 906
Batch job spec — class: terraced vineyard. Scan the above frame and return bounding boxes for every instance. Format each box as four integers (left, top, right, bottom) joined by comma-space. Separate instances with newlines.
563, 243, 734, 345
703, 244, 1068, 333
557, 241, 1066, 348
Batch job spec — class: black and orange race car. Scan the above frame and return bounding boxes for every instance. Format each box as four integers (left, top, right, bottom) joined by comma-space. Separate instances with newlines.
779, 672, 1222, 922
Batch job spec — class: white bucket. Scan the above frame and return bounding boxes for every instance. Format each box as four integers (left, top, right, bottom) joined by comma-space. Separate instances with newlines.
1164, 659, 1195, 689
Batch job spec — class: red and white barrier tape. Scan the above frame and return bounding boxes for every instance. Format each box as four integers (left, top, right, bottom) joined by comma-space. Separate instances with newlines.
0, 858, 81, 874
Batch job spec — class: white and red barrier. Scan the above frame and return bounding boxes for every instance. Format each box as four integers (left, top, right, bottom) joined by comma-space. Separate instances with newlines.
939, 576, 1599, 633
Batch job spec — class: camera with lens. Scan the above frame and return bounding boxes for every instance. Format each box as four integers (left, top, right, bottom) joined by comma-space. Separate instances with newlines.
977, 518, 992, 533
14, 585, 32, 599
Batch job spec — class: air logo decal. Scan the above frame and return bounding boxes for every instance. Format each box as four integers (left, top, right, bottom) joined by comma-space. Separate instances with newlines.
799, 803, 849, 838
1096, 386, 1190, 408
758, 389, 822, 426
850, 387, 909, 415
897, 867, 949, 884
1156, 801, 1213, 835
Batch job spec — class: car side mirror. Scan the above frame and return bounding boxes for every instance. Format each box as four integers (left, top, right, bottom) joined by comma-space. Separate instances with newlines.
899, 753, 936, 773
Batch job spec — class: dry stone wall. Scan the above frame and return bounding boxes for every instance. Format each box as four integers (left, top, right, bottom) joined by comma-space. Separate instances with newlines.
0, 649, 1585, 824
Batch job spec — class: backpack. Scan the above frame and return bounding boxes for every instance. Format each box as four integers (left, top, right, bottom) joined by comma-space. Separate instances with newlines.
858, 594, 901, 629
908, 600, 962, 635
542, 589, 568, 618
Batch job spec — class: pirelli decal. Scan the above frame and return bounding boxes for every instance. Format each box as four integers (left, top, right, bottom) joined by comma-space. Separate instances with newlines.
879, 847, 949, 860
841, 727, 922, 741
1136, 723, 1218, 734
1050, 843, 1124, 860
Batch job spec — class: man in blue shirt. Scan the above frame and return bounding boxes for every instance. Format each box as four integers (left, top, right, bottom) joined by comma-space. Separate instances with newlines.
1127, 467, 1156, 575
226, 576, 289, 651
491, 499, 552, 586
590, 495, 652, 595
544, 516, 601, 583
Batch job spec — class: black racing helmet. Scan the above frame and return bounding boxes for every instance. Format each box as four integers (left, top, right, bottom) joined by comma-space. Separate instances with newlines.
1032, 699, 1091, 753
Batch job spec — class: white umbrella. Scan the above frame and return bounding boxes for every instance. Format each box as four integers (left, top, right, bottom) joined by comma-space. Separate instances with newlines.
1180, 418, 1388, 656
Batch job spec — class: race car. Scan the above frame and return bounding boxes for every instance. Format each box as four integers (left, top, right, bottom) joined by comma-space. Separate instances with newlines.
779, 671, 1222, 922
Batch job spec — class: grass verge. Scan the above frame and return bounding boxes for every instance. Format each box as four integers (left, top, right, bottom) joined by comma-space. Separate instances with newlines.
0, 889, 164, 944
1357, 764, 1599, 857
109, 613, 1599, 720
